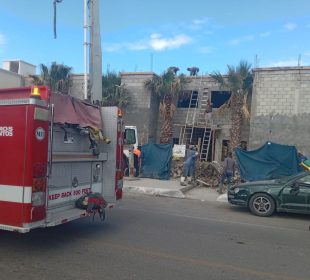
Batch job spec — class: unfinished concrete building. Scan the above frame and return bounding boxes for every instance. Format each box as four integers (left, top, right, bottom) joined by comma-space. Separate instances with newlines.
120, 72, 250, 162
3, 59, 308, 159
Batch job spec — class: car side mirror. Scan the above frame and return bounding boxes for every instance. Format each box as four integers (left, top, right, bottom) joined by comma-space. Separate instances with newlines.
290, 182, 300, 195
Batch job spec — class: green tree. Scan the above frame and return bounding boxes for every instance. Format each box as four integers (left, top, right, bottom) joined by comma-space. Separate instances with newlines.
210, 60, 253, 153
145, 69, 188, 144
101, 72, 129, 108
30, 62, 72, 94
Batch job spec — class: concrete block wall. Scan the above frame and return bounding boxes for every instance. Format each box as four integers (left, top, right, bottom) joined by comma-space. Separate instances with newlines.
69, 72, 157, 145
0, 68, 25, 88
70, 74, 85, 99
250, 67, 310, 156
121, 72, 158, 144
70, 72, 158, 145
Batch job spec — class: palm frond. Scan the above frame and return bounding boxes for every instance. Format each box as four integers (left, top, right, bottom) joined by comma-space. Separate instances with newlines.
29, 62, 72, 94
210, 72, 226, 87
145, 70, 188, 143
101, 72, 130, 108
144, 70, 187, 101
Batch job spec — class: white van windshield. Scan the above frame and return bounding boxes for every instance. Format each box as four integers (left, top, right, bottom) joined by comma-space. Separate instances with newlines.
124, 128, 136, 145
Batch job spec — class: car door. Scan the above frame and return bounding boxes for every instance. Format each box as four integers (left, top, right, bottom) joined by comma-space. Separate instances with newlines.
280, 174, 310, 213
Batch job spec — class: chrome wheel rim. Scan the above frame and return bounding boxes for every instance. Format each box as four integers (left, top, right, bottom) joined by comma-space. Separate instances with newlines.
253, 196, 271, 214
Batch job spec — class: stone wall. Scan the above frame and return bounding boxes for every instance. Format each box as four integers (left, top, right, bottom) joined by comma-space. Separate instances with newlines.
250, 67, 310, 156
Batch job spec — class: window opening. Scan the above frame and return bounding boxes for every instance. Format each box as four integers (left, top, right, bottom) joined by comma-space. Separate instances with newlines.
177, 91, 198, 108
211, 91, 231, 108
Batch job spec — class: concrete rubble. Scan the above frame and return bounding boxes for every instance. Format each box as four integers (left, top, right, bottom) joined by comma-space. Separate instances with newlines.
123, 159, 245, 203
170, 159, 240, 189
123, 176, 228, 203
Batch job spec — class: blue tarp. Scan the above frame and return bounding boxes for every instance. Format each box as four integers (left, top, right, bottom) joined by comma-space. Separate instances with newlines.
140, 143, 172, 180
235, 142, 300, 181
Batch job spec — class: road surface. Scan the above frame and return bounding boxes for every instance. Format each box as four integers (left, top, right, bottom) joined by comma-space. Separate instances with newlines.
0, 193, 309, 280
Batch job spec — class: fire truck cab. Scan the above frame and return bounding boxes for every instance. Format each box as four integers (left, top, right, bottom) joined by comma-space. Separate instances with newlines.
0, 86, 123, 233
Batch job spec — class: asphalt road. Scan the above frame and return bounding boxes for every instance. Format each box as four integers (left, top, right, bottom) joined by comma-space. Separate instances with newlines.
0, 193, 309, 280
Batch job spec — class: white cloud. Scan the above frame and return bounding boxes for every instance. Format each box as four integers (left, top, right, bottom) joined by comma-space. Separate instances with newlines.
103, 33, 192, 52
245, 35, 254, 41
192, 18, 208, 25
266, 59, 304, 67
228, 39, 240, 45
187, 17, 210, 31
149, 33, 192, 51
259, 32, 271, 38
228, 34, 255, 46
102, 43, 122, 52
127, 41, 148, 51
204, 31, 213, 35
283, 23, 297, 31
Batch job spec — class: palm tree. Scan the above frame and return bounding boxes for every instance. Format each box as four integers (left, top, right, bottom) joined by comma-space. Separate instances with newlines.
30, 62, 72, 94
101, 72, 129, 108
210, 60, 253, 153
145, 69, 187, 144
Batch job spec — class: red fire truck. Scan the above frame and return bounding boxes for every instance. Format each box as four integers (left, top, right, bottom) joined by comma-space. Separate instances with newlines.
0, 86, 123, 233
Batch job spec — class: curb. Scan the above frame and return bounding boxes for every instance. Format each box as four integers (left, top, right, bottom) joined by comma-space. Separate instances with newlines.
179, 184, 197, 194
216, 193, 228, 203
123, 186, 185, 199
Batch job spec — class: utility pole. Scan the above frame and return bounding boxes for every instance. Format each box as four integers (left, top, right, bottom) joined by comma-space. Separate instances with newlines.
53, 0, 102, 103
83, 0, 89, 101
89, 0, 103, 104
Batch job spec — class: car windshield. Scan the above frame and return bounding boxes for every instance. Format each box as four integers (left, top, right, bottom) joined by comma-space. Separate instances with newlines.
277, 172, 307, 184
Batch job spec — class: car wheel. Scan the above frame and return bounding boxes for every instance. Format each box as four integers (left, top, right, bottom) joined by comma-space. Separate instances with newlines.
249, 193, 275, 217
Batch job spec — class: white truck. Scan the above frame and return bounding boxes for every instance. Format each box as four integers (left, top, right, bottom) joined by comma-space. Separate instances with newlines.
123, 126, 138, 176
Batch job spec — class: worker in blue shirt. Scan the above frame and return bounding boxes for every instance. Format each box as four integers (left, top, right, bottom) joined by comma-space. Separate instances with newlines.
180, 150, 198, 186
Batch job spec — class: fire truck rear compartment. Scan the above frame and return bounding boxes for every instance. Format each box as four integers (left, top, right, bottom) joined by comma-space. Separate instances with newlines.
46, 125, 108, 220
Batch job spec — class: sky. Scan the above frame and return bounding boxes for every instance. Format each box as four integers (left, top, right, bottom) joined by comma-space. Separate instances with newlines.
1, 0, 310, 75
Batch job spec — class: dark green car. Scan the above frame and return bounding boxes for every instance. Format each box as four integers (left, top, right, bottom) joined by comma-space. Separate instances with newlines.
228, 172, 310, 217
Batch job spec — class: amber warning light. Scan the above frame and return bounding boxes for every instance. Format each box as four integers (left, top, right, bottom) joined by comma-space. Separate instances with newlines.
30, 86, 41, 99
